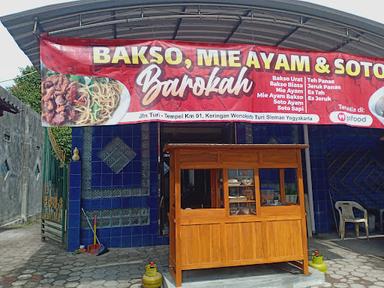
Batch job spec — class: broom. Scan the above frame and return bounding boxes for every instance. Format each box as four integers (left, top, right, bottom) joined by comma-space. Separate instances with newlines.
81, 208, 109, 256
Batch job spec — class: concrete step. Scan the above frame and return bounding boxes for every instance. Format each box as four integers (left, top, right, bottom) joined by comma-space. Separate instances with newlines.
163, 263, 325, 288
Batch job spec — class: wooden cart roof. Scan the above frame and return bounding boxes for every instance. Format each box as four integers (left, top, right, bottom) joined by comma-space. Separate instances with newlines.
164, 143, 308, 152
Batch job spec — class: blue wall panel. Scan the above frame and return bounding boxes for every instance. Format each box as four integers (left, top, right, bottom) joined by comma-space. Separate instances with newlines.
309, 125, 384, 233
68, 123, 167, 251
67, 127, 84, 251
253, 124, 302, 144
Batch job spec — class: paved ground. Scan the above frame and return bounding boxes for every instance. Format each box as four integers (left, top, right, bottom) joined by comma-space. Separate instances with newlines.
0, 223, 167, 287
0, 222, 383, 287
309, 237, 384, 288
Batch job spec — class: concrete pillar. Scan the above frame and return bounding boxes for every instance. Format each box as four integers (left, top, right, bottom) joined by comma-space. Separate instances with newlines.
303, 124, 316, 234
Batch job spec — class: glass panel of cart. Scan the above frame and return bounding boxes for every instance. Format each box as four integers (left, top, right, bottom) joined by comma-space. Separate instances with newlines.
228, 169, 256, 215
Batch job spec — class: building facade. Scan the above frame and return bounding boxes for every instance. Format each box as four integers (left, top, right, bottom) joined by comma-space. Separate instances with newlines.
67, 123, 384, 250
2, 0, 384, 251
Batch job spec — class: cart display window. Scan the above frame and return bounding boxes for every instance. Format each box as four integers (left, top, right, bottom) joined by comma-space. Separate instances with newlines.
228, 169, 256, 215
260, 168, 299, 206
260, 168, 280, 206
181, 169, 223, 209
285, 168, 299, 204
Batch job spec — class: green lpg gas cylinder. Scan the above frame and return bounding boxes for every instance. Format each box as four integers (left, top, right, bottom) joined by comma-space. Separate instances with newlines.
309, 254, 328, 273
142, 262, 163, 288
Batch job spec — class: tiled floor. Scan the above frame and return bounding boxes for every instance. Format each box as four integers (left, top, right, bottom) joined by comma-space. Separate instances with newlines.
0, 222, 383, 287
0, 223, 167, 288
309, 236, 384, 288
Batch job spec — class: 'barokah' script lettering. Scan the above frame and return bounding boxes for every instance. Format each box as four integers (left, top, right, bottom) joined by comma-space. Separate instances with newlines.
135, 64, 254, 106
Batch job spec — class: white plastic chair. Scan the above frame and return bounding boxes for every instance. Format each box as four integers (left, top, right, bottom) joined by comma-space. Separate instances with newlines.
335, 201, 369, 240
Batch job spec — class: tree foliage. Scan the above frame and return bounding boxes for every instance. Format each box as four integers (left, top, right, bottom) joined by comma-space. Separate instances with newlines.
10, 66, 72, 162
50, 126, 72, 162
10, 66, 41, 113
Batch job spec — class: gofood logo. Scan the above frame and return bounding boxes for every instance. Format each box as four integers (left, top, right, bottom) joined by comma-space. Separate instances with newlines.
337, 112, 346, 122
330, 111, 372, 127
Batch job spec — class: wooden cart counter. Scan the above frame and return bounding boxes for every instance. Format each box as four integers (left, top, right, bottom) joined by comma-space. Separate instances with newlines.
165, 144, 309, 287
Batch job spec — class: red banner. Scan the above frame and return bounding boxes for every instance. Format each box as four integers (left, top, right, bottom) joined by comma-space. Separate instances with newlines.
40, 36, 384, 128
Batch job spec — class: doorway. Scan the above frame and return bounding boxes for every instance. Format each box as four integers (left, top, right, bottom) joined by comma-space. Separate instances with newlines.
159, 122, 236, 235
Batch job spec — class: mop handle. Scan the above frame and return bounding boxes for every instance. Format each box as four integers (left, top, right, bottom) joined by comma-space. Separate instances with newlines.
81, 208, 101, 244
93, 214, 97, 245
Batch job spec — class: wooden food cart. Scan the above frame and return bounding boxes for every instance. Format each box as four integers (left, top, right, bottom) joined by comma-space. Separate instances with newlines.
165, 144, 309, 287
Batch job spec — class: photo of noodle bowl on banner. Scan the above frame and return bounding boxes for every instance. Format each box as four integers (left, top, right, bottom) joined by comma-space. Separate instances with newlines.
41, 67, 130, 126
368, 87, 384, 125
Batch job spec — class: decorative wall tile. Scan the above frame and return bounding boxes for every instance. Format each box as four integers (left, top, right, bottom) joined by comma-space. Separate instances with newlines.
81, 208, 150, 228
98, 137, 136, 174
82, 125, 150, 199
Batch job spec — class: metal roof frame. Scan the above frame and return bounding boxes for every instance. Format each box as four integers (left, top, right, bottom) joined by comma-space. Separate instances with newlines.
1, 0, 384, 68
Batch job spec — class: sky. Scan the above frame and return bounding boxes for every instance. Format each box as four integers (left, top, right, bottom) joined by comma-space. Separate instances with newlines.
0, 0, 383, 88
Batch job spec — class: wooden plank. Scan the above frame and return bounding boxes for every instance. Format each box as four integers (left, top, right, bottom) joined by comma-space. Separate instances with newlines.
168, 151, 177, 275
260, 150, 297, 165
180, 224, 222, 267
181, 257, 304, 270
181, 215, 302, 226
221, 151, 259, 164
210, 169, 218, 208
260, 205, 301, 216
254, 168, 261, 216
264, 220, 304, 259
225, 221, 264, 264
179, 150, 218, 164
179, 209, 225, 225
174, 152, 182, 285
279, 169, 286, 203
223, 215, 302, 223
223, 169, 230, 217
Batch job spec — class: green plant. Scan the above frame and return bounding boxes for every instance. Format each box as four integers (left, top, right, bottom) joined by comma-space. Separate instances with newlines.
10, 66, 72, 162
49, 127, 72, 162
9, 66, 41, 113
285, 184, 297, 195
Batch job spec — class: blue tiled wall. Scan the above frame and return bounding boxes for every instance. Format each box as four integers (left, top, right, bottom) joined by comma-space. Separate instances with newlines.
68, 124, 167, 251
91, 125, 142, 189
308, 125, 332, 233
252, 124, 302, 144
68, 127, 83, 251
309, 125, 384, 233
236, 123, 247, 144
